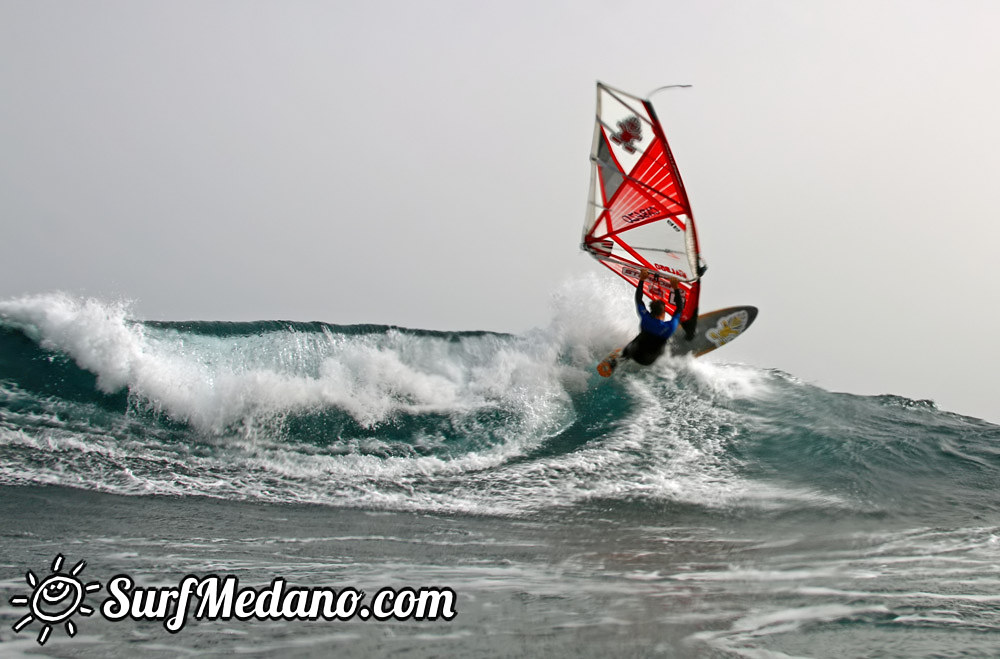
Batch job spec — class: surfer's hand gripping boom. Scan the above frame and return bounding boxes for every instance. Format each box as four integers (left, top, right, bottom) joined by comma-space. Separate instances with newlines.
639, 268, 680, 290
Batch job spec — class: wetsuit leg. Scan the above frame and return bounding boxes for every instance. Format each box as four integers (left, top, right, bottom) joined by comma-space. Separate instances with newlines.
681, 313, 698, 341
622, 334, 664, 366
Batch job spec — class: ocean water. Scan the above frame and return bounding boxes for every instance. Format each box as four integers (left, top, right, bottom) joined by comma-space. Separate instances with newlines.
1, 282, 999, 658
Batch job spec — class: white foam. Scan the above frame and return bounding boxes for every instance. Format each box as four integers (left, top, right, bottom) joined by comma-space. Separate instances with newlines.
684, 358, 775, 401
0, 293, 573, 439
546, 273, 635, 366
0, 292, 141, 392
689, 603, 891, 658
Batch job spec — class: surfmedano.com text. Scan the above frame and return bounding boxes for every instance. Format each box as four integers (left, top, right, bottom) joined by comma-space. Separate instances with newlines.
102, 575, 457, 632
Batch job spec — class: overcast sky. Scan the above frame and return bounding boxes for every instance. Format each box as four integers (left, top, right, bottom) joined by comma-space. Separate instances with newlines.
2, 0, 999, 422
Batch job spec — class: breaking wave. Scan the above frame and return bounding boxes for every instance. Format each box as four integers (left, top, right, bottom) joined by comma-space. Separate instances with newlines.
1, 280, 997, 519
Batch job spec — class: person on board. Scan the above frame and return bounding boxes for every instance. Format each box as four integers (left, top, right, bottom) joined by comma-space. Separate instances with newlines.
613, 268, 686, 368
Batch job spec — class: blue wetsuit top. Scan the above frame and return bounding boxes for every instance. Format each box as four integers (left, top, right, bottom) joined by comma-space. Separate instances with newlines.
623, 283, 685, 365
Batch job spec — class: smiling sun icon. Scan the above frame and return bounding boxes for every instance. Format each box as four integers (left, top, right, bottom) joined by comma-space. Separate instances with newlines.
9, 554, 102, 646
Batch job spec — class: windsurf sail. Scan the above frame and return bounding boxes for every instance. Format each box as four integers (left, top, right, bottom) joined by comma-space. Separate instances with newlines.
581, 82, 702, 321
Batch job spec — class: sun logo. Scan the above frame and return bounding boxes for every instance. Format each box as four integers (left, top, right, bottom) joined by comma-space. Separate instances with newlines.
9, 554, 101, 646
707, 311, 748, 347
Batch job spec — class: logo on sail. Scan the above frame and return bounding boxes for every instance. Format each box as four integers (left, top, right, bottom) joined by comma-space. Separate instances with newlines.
621, 205, 659, 224
610, 116, 642, 153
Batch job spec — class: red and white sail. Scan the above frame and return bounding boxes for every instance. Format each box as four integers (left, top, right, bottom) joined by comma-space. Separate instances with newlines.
581, 82, 702, 320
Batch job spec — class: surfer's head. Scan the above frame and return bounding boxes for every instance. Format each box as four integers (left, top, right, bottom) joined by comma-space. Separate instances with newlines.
649, 300, 666, 318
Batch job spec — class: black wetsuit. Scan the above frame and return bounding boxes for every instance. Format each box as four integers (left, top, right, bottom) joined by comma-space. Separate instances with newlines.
621, 284, 686, 366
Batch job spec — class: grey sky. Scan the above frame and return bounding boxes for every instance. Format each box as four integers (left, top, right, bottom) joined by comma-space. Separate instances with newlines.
2, 0, 999, 422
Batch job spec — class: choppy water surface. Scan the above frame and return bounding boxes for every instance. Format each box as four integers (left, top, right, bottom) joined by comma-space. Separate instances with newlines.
1, 285, 998, 657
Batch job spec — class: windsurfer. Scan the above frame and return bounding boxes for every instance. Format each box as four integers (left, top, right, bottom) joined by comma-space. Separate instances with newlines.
614, 269, 686, 367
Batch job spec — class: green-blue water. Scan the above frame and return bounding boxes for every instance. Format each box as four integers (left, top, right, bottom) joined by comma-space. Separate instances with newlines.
1, 290, 999, 657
